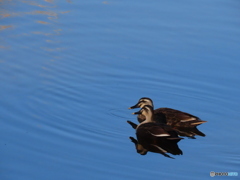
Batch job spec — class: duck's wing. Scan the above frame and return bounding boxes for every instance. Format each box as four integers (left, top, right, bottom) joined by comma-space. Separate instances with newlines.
153, 111, 167, 124
156, 108, 207, 127
139, 123, 180, 137
146, 125, 171, 137
175, 127, 206, 138
157, 108, 200, 120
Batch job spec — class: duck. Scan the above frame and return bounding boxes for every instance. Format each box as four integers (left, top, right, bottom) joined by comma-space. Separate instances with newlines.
129, 105, 183, 158
129, 97, 207, 128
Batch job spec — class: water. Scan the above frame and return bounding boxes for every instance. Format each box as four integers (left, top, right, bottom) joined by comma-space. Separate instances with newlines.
1, 0, 240, 179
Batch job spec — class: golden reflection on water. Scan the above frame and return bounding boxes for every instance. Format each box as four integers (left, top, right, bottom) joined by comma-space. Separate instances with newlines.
36, 20, 50, 25
0, 0, 71, 50
0, 25, 13, 30
22, 0, 55, 8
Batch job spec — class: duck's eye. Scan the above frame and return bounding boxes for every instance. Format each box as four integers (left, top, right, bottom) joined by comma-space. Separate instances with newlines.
143, 107, 148, 112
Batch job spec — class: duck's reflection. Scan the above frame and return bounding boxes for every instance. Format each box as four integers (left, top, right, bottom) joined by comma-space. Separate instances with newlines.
127, 120, 183, 159
129, 136, 180, 159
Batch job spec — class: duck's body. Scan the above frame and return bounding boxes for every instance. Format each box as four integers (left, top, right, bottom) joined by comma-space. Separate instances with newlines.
127, 120, 205, 138
129, 97, 207, 128
130, 105, 183, 158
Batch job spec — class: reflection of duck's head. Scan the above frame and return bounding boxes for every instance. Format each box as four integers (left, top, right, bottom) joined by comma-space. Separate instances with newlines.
132, 105, 154, 122
129, 97, 153, 109
129, 136, 177, 159
129, 137, 148, 155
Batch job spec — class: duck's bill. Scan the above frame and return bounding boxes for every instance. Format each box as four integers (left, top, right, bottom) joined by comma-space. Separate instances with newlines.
128, 103, 139, 109
132, 110, 141, 115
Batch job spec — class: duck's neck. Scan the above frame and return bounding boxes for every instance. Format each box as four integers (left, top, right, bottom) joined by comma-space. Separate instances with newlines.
137, 113, 153, 129
142, 113, 154, 123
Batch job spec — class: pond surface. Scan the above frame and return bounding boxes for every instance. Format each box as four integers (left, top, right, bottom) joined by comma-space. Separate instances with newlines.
1, 0, 240, 179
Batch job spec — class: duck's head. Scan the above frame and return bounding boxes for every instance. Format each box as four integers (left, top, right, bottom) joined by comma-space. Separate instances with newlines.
132, 105, 154, 120
129, 97, 153, 109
